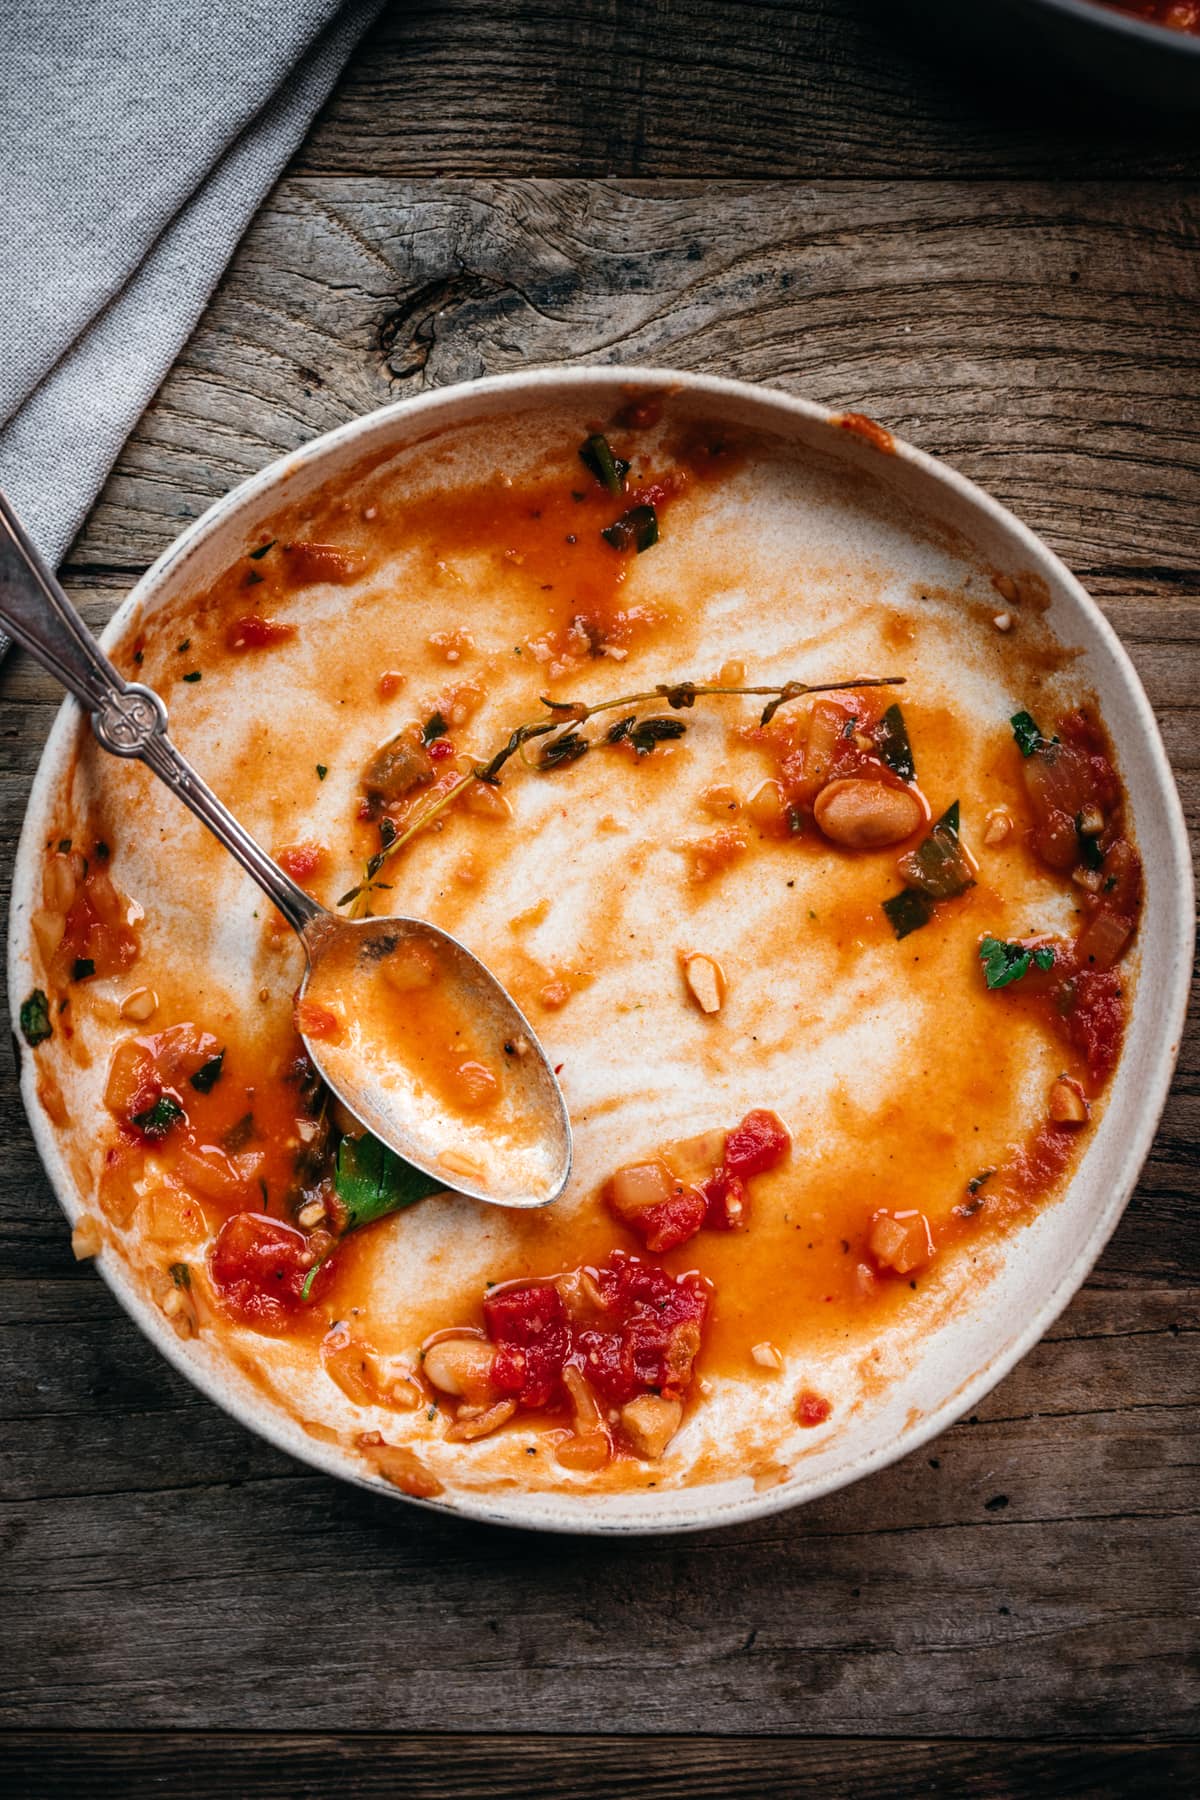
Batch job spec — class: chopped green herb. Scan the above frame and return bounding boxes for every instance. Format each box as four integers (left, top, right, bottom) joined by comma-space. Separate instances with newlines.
630, 716, 687, 755
169, 1262, 191, 1290
874, 703, 916, 782
19, 988, 52, 1046
334, 1132, 443, 1235
606, 714, 637, 744
133, 649, 144, 665
71, 958, 95, 982
579, 433, 630, 496
182, 670, 202, 684
539, 731, 589, 769
316, 764, 328, 781
883, 888, 935, 940
1010, 710, 1044, 757
190, 1051, 225, 1093
601, 503, 658, 553
421, 711, 449, 744
131, 1094, 186, 1139
248, 539, 275, 559
842, 716, 858, 740
896, 801, 975, 900
979, 935, 1055, 990
177, 639, 190, 654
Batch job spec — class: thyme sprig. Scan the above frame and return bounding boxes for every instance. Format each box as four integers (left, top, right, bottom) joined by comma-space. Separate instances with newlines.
475, 675, 904, 783
338, 672, 903, 910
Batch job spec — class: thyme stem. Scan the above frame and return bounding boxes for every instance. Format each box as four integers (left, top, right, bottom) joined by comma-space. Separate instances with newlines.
339, 672, 903, 909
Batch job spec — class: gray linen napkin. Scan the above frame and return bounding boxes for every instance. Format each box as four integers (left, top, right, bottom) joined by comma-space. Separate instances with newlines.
0, 0, 384, 584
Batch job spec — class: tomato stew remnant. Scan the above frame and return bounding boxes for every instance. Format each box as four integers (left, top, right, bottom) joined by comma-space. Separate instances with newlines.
606, 1109, 791, 1252
1098, 1, 1200, 31
425, 1252, 710, 1464
31, 397, 1145, 1494
997, 707, 1141, 1082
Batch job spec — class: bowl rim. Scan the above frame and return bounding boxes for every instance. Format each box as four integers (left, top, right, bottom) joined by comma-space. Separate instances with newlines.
9, 362, 1194, 1535
1027, 0, 1200, 51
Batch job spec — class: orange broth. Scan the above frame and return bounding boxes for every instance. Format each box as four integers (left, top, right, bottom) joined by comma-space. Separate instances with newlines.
22, 400, 1141, 1490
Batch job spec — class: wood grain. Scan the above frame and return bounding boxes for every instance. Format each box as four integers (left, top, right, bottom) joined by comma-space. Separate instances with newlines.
67, 179, 1200, 608
1, 169, 1197, 1755
2, 1733, 1198, 1799
298, 1, 1200, 182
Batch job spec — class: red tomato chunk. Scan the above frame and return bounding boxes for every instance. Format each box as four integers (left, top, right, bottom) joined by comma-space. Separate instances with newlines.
796, 1389, 832, 1428
225, 615, 297, 651
480, 1254, 709, 1417
605, 1108, 790, 1252
573, 1255, 709, 1407
484, 1281, 569, 1409
724, 1109, 791, 1179
210, 1212, 334, 1333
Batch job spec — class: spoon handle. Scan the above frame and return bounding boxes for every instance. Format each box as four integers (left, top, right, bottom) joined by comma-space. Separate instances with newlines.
0, 493, 321, 934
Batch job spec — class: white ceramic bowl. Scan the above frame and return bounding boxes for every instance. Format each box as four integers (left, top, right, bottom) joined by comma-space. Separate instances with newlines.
10, 367, 1193, 1534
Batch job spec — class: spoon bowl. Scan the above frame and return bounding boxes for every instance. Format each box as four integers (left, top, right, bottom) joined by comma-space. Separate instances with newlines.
299, 911, 571, 1207
0, 492, 572, 1211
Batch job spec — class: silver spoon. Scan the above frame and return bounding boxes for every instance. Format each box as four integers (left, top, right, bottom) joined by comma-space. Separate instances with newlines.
0, 494, 571, 1210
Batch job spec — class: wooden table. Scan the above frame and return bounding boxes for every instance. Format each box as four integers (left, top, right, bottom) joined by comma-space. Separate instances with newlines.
3, 5, 1197, 1794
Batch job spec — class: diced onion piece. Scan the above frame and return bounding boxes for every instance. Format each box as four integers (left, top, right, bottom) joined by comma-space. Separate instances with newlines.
554, 1429, 613, 1471
983, 809, 1012, 847
620, 1393, 683, 1460
681, 951, 725, 1015
71, 1215, 102, 1260
380, 939, 439, 992
31, 907, 66, 961
463, 780, 511, 820
43, 852, 80, 913
746, 778, 788, 830
608, 1158, 675, 1220
1076, 911, 1131, 971
751, 1341, 784, 1371
868, 1210, 934, 1276
662, 1128, 727, 1186
104, 1038, 156, 1117
1049, 1077, 1089, 1126
446, 1398, 517, 1442
120, 986, 158, 1022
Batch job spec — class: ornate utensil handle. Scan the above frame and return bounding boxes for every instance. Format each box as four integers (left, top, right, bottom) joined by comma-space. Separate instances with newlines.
0, 492, 320, 935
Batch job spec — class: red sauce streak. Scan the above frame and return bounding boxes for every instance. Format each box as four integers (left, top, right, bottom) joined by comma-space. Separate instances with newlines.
833, 411, 896, 454
226, 615, 297, 651
1099, 1, 1200, 30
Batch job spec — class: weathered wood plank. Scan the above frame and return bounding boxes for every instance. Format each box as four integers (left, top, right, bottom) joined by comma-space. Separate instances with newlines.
2, 1732, 1197, 1799
298, 1, 1200, 182
0, 1273, 1194, 1733
65, 180, 1200, 610
1, 168, 1197, 1744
